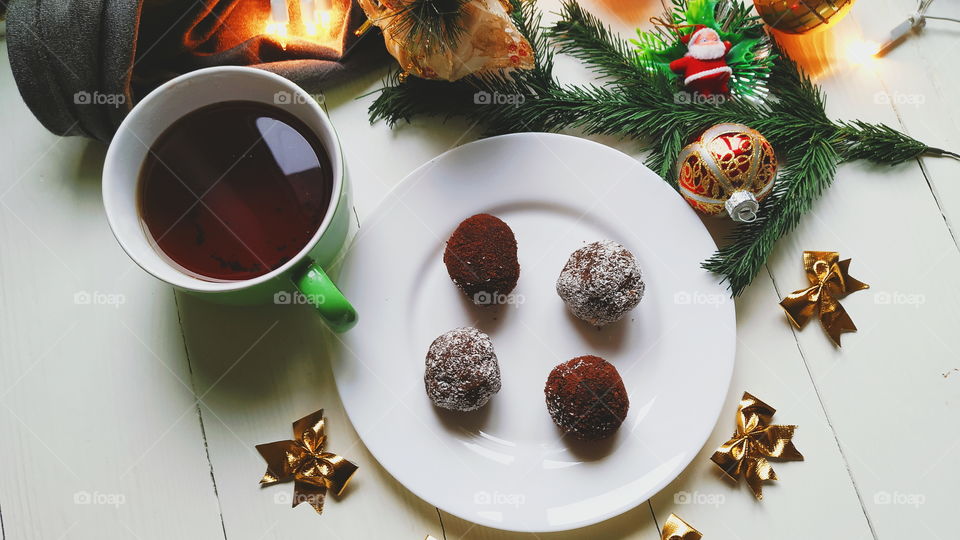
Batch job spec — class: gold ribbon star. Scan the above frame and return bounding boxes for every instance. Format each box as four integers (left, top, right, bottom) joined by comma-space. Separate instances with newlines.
256, 409, 358, 513
711, 392, 803, 499
779, 251, 869, 346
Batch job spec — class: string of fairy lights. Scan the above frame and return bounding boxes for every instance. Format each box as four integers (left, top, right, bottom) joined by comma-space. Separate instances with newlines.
876, 0, 960, 56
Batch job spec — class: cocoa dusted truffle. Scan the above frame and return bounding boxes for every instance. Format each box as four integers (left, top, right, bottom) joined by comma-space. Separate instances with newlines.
544, 355, 629, 440
556, 240, 644, 326
443, 214, 520, 305
425, 327, 502, 411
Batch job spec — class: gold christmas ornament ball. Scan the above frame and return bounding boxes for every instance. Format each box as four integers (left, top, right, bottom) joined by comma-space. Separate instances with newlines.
676, 123, 778, 222
754, 0, 855, 34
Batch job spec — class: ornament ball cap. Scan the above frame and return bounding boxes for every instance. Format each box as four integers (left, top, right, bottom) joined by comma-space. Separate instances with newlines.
726, 190, 759, 223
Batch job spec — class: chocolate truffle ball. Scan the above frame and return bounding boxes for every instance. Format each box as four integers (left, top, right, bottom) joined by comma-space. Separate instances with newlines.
556, 240, 644, 326
544, 355, 629, 440
425, 327, 501, 411
443, 214, 520, 305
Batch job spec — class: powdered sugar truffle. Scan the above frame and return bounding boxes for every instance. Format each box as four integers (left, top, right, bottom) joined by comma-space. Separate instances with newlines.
556, 240, 644, 326
424, 327, 501, 411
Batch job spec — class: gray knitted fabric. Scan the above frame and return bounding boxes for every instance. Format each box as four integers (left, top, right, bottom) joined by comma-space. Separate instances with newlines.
6, 0, 386, 142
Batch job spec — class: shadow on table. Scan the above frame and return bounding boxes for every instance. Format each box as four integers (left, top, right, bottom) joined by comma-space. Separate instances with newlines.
175, 291, 334, 412
77, 141, 107, 191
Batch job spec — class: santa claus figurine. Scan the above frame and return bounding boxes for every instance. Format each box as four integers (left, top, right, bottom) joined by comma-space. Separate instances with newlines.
669, 25, 732, 96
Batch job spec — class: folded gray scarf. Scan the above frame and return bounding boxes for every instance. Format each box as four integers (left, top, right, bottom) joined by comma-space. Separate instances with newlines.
6, 0, 386, 142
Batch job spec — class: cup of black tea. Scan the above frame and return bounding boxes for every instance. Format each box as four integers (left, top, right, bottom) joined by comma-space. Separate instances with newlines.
103, 67, 357, 332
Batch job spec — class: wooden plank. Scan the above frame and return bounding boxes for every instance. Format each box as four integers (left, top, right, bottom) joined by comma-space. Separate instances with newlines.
765, 3, 960, 539
0, 43, 225, 539
175, 294, 443, 539
859, 0, 960, 236
648, 276, 874, 539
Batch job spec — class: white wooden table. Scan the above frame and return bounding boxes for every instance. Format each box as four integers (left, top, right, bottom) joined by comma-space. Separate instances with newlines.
1, 1, 958, 538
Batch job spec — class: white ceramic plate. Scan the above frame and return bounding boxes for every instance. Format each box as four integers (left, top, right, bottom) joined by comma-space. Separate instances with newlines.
332, 133, 735, 532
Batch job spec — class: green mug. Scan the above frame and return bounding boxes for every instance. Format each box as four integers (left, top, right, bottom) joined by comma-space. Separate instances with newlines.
102, 67, 357, 332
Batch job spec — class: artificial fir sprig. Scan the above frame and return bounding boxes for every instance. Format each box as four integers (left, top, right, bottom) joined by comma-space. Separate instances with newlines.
368, 0, 947, 296
383, 0, 471, 53
833, 121, 935, 163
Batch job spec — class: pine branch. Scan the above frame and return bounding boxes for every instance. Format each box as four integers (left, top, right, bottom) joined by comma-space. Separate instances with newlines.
714, 0, 764, 33
384, 0, 471, 54
833, 121, 928, 164
549, 0, 643, 83
366, 0, 948, 296
703, 136, 838, 295
367, 71, 483, 126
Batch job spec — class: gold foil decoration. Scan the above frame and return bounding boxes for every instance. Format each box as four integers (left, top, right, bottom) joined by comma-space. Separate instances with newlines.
356, 0, 534, 81
779, 251, 869, 347
257, 409, 358, 513
711, 392, 803, 500
662, 513, 702, 540
753, 0, 855, 35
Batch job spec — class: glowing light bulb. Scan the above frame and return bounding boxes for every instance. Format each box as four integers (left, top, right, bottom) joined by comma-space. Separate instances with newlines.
265, 20, 290, 37
299, 0, 333, 37
304, 11, 332, 36
846, 39, 881, 65
268, 0, 290, 35
319, 9, 333, 31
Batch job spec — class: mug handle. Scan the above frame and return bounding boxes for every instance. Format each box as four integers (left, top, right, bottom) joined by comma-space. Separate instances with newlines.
294, 262, 358, 333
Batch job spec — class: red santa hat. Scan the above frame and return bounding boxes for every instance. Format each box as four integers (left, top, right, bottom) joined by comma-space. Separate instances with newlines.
680, 25, 715, 45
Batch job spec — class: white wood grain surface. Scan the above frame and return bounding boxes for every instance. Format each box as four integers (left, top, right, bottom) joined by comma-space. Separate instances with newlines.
1, 0, 958, 538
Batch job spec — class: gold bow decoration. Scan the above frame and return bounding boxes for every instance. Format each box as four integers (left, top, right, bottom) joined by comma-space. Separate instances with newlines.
711, 392, 803, 500
661, 513, 702, 540
256, 409, 358, 513
779, 251, 869, 346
